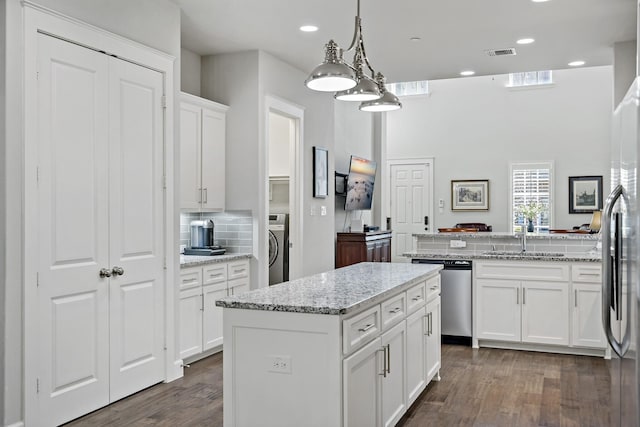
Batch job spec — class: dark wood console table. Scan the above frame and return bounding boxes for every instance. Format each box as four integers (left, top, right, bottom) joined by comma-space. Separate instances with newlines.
336, 231, 392, 268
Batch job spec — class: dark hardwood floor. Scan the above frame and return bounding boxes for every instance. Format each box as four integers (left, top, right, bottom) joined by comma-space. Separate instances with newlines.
66, 345, 610, 427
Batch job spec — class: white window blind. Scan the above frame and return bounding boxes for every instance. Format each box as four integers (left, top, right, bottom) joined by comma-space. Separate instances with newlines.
510, 162, 553, 232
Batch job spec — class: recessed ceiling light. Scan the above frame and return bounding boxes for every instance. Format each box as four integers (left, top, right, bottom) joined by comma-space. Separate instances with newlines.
300, 25, 318, 32
460, 70, 475, 76
531, 0, 550, 2
517, 38, 535, 45
410, 37, 422, 42
568, 60, 585, 67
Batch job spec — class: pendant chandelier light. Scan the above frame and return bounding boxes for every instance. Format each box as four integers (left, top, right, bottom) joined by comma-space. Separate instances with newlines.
304, 0, 402, 112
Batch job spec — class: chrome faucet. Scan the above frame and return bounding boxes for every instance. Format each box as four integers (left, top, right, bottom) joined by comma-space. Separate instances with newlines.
520, 230, 527, 253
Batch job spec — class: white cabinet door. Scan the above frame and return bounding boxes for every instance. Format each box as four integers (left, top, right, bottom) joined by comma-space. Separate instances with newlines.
201, 107, 226, 211
521, 281, 569, 345
179, 101, 202, 211
405, 309, 427, 406
476, 279, 521, 342
572, 283, 606, 348
343, 338, 383, 427
203, 283, 227, 351
425, 296, 441, 383
179, 288, 203, 359
381, 321, 407, 427
228, 276, 250, 295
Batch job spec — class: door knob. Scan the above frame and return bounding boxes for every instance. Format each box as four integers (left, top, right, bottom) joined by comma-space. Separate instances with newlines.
99, 268, 112, 278
112, 266, 125, 276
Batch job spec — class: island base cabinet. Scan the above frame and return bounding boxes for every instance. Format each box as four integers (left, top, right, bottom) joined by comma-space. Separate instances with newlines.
381, 322, 407, 427
343, 338, 383, 427
425, 296, 441, 382
406, 310, 427, 406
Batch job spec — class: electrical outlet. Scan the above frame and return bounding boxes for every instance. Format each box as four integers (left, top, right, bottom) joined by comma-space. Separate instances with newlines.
320, 205, 327, 216
267, 355, 292, 374
310, 206, 317, 216
450, 240, 467, 248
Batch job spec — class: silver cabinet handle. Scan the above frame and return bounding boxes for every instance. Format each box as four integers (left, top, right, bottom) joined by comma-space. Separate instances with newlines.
203, 188, 208, 203
197, 188, 202, 203
411, 295, 422, 301
423, 315, 429, 336
112, 266, 124, 276
522, 288, 526, 305
389, 307, 401, 314
201, 293, 204, 312
99, 268, 112, 278
429, 312, 433, 335
378, 347, 387, 377
575, 290, 578, 308
386, 344, 391, 374
516, 288, 519, 305
358, 323, 375, 332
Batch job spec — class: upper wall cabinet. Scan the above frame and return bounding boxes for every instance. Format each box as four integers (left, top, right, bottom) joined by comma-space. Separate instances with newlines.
180, 92, 229, 211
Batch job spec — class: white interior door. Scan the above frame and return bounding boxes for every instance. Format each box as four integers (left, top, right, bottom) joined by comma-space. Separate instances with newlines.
37, 34, 111, 426
389, 161, 432, 262
37, 33, 165, 424
108, 56, 165, 401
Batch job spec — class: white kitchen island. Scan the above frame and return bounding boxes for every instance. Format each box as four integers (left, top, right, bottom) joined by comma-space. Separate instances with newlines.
216, 262, 443, 427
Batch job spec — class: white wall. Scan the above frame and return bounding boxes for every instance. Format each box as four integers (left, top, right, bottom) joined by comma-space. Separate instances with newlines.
386, 66, 613, 232
0, 1, 6, 421
614, 40, 637, 106
269, 112, 291, 177
181, 47, 201, 96
201, 50, 336, 283
2, 1, 181, 424
333, 101, 375, 232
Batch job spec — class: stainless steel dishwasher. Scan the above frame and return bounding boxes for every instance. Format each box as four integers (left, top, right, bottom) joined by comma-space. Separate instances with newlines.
412, 259, 472, 345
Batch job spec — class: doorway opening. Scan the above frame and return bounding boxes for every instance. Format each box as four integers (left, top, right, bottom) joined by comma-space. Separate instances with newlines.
265, 97, 304, 285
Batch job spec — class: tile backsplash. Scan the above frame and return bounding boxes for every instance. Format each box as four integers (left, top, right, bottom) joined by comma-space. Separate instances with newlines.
180, 211, 253, 254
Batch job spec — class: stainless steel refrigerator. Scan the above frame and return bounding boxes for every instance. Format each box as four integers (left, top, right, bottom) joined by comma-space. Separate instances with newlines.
603, 77, 639, 426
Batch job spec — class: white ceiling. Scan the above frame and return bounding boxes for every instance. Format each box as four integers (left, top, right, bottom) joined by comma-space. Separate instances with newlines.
175, 0, 637, 83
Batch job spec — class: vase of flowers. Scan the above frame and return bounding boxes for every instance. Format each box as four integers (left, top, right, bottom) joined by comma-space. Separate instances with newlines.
517, 202, 545, 233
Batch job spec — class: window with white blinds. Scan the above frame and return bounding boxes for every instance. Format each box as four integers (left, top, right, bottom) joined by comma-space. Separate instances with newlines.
510, 162, 553, 233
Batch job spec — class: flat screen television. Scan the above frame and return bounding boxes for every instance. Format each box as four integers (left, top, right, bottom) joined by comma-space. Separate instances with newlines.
345, 155, 377, 210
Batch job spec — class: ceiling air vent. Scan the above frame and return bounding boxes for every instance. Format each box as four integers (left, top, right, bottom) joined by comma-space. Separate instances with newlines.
485, 47, 517, 57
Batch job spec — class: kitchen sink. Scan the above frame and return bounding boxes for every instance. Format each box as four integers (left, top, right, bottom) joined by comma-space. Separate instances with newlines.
482, 251, 565, 257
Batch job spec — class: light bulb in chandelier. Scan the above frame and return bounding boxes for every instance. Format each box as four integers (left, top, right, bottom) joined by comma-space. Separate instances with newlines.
360, 72, 402, 112
305, 40, 357, 92
335, 47, 381, 101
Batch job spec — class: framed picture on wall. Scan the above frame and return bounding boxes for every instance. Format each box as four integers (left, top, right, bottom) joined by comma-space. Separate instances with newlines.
313, 146, 329, 198
569, 176, 603, 213
451, 179, 489, 211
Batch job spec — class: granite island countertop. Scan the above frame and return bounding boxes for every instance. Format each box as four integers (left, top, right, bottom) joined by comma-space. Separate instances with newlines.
216, 262, 442, 315
180, 253, 252, 268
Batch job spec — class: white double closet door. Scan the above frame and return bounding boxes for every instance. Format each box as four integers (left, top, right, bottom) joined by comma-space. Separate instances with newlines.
36, 34, 165, 425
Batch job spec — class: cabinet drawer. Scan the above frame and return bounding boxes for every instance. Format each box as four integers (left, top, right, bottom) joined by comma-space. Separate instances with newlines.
475, 261, 569, 282
203, 264, 227, 285
426, 275, 441, 302
381, 293, 406, 331
406, 281, 426, 314
572, 264, 602, 283
343, 305, 381, 355
228, 259, 250, 280
179, 268, 202, 290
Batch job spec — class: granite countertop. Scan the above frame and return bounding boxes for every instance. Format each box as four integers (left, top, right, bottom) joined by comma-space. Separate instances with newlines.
413, 231, 600, 240
180, 253, 252, 268
216, 262, 442, 315
403, 251, 601, 263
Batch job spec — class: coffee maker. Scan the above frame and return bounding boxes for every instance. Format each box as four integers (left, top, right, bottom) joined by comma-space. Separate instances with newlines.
183, 219, 226, 256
